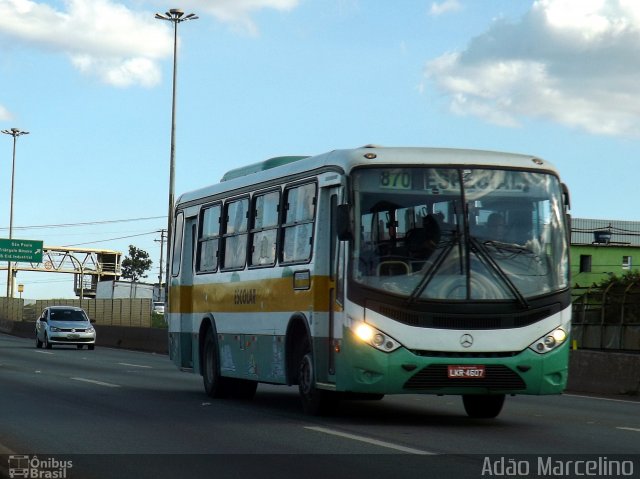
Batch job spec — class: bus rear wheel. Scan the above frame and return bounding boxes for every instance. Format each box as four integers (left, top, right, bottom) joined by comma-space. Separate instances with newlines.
202, 328, 233, 398
462, 394, 505, 418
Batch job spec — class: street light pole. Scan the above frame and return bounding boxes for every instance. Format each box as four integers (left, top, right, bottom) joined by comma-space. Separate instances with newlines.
155, 8, 198, 297
1, 127, 29, 298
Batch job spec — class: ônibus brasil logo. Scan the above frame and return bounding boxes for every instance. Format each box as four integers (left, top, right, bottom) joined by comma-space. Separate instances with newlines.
8, 455, 73, 478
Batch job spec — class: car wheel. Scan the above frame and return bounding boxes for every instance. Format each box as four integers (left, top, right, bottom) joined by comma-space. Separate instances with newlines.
77, 345, 84, 350
44, 334, 52, 349
35, 334, 42, 349
88, 344, 95, 350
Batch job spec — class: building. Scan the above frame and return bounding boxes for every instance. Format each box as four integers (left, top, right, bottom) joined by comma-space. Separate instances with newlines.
95, 280, 164, 301
571, 218, 640, 288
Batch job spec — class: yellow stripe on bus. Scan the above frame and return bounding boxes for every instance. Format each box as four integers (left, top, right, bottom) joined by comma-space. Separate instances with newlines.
168, 275, 334, 314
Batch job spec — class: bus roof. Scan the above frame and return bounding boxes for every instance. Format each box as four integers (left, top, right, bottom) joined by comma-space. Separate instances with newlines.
177, 146, 560, 207
221, 155, 310, 181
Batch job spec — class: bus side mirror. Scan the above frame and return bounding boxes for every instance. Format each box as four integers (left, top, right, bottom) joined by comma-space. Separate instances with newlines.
561, 182, 570, 211
336, 204, 353, 241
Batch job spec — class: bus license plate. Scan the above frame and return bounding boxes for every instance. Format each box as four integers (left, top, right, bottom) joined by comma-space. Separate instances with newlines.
447, 365, 485, 379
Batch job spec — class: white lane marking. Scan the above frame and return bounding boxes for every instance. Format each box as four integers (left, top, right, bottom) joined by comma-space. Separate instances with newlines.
617, 427, 640, 433
34, 351, 54, 355
564, 393, 640, 405
304, 426, 436, 455
71, 377, 121, 388
118, 362, 152, 369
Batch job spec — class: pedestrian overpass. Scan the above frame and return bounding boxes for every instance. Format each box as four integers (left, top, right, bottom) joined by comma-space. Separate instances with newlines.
0, 246, 122, 298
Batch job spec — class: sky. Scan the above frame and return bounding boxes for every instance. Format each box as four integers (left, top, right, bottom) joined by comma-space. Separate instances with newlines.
1, 0, 639, 299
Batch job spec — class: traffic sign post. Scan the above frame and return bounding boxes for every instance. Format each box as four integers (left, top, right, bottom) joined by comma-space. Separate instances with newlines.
0, 238, 43, 263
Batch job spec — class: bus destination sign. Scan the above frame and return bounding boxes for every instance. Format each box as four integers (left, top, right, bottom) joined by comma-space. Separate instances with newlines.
0, 238, 44, 262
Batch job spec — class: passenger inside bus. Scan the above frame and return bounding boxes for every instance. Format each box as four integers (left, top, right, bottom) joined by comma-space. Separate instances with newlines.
486, 212, 506, 239
406, 214, 441, 260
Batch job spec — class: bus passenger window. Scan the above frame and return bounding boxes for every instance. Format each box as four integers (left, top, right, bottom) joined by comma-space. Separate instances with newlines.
171, 212, 184, 276
222, 198, 249, 270
282, 183, 316, 263
250, 190, 279, 267
197, 204, 221, 272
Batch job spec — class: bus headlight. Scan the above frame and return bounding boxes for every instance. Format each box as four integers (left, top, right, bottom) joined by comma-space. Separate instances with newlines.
352, 322, 401, 353
529, 327, 567, 354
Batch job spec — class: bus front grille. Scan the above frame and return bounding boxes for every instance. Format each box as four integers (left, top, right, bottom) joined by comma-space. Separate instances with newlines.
403, 364, 526, 391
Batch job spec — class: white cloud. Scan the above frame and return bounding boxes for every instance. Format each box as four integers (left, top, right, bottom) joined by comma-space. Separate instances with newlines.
425, 0, 640, 137
429, 0, 462, 16
0, 0, 300, 88
0, 105, 12, 121
168, 0, 300, 36
0, 0, 171, 87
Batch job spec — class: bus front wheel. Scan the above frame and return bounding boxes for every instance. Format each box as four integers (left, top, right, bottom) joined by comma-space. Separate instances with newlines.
462, 394, 505, 419
202, 328, 233, 398
298, 352, 331, 415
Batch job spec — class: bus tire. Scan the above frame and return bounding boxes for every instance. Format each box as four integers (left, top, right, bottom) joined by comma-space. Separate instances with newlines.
230, 379, 258, 400
462, 394, 505, 419
298, 351, 332, 415
202, 328, 232, 398
342, 392, 385, 401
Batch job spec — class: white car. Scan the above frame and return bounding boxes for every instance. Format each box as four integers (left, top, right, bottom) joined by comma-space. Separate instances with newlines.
153, 302, 165, 315
35, 306, 96, 350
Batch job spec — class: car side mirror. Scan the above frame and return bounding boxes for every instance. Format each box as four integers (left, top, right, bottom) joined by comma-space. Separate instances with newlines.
90, 319, 96, 324
40, 317, 47, 322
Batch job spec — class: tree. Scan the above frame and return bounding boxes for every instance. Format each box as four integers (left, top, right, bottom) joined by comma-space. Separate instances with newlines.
121, 245, 153, 283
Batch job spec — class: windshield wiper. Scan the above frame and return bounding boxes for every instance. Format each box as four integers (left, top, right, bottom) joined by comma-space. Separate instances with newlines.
469, 236, 529, 308
482, 240, 537, 256
406, 235, 457, 305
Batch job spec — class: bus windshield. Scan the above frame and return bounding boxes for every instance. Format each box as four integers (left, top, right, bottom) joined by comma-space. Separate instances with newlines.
351, 167, 569, 302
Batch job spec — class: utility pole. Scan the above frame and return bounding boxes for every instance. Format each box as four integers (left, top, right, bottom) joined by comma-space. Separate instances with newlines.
155, 8, 198, 299
1, 127, 29, 298
154, 229, 167, 298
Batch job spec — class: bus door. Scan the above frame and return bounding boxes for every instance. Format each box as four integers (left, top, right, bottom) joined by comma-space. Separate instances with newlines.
178, 216, 197, 369
325, 184, 344, 382
328, 188, 344, 382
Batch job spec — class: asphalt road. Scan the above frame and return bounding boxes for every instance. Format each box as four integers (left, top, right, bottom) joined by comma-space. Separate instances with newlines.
1, 333, 638, 479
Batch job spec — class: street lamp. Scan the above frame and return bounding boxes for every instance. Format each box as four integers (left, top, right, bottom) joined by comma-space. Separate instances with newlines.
155, 8, 198, 293
1, 127, 29, 298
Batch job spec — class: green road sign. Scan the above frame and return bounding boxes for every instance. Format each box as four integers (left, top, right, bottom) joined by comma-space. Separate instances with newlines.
0, 238, 44, 262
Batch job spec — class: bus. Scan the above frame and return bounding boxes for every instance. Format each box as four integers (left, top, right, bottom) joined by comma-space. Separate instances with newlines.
168, 146, 571, 418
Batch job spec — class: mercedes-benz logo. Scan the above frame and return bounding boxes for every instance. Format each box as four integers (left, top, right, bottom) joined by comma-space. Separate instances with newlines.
460, 334, 473, 348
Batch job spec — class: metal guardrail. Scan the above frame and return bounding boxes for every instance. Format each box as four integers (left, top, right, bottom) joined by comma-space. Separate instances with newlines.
572, 286, 640, 351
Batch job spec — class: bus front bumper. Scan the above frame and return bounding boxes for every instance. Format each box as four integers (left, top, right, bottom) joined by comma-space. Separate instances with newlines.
334, 329, 569, 396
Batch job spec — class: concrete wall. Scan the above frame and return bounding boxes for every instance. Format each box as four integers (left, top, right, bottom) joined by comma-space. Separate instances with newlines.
1, 318, 638, 398
567, 349, 640, 397
0, 319, 167, 354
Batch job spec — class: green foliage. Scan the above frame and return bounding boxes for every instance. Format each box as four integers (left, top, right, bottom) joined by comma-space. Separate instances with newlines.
596, 270, 640, 289
151, 312, 167, 329
121, 245, 153, 283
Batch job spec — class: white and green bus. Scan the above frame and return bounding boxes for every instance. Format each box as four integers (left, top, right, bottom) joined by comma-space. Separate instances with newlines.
168, 146, 571, 418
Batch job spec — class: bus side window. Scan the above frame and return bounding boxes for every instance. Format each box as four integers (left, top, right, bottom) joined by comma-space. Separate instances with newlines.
249, 190, 279, 267
222, 197, 249, 270
171, 212, 185, 277
197, 204, 221, 273
281, 182, 316, 263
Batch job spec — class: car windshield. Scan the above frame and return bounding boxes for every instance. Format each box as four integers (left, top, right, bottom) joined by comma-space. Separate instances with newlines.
350, 166, 569, 302
50, 309, 87, 321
